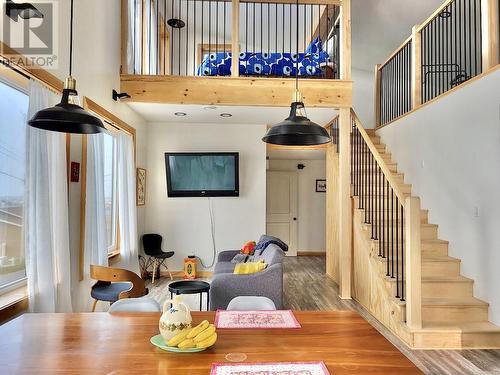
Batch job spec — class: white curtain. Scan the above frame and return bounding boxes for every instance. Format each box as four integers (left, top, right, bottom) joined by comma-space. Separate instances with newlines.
25, 80, 73, 313
75, 133, 108, 312
117, 132, 140, 274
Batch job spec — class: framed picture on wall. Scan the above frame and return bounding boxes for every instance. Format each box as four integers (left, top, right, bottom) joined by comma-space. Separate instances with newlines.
136, 168, 146, 206
316, 179, 326, 193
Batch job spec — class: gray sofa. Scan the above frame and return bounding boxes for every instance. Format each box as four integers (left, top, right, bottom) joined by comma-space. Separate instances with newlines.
209, 244, 285, 310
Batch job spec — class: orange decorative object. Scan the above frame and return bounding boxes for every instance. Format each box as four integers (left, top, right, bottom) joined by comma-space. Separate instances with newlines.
241, 241, 256, 255
184, 257, 197, 279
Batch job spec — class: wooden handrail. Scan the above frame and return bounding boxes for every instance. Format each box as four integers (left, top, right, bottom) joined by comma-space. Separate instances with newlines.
324, 114, 339, 130
350, 110, 407, 204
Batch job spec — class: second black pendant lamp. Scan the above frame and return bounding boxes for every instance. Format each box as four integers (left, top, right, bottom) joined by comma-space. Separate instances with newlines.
262, 0, 330, 146
28, 0, 105, 134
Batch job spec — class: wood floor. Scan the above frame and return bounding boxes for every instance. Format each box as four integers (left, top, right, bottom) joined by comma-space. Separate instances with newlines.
283, 256, 500, 375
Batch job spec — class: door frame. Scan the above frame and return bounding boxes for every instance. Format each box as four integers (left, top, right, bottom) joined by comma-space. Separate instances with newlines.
266, 170, 298, 256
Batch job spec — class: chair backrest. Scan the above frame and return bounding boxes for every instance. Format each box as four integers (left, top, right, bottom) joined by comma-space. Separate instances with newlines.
108, 297, 161, 313
90, 265, 147, 299
227, 296, 277, 311
142, 233, 163, 256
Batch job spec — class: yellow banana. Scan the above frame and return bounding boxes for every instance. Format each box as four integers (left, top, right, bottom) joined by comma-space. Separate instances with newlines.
167, 328, 192, 347
178, 338, 196, 349
187, 320, 209, 339
196, 332, 217, 349
193, 324, 216, 343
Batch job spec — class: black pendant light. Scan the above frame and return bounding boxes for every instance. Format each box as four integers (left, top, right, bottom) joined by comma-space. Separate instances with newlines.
262, 0, 330, 146
28, 0, 105, 134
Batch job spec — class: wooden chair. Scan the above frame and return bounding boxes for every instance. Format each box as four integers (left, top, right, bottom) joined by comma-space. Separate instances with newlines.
90, 265, 148, 312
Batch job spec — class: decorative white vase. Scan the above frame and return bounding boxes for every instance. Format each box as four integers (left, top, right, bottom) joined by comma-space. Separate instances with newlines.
159, 295, 192, 342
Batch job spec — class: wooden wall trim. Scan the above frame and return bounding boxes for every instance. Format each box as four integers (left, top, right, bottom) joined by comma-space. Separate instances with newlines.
405, 196, 422, 330
120, 75, 353, 107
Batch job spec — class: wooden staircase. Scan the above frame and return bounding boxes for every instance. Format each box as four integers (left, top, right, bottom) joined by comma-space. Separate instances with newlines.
355, 130, 500, 349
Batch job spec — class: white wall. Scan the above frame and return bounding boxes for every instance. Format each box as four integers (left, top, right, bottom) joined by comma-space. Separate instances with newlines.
352, 68, 375, 129
378, 70, 500, 325
145, 123, 267, 271
268, 159, 326, 252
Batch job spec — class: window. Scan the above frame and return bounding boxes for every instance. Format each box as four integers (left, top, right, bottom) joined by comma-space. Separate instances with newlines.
103, 131, 119, 254
0, 78, 29, 294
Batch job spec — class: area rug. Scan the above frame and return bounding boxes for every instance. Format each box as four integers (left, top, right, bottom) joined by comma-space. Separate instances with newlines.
214, 310, 301, 329
211, 361, 330, 375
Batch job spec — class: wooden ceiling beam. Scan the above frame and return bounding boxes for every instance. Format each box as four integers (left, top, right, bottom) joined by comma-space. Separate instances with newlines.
120, 75, 352, 108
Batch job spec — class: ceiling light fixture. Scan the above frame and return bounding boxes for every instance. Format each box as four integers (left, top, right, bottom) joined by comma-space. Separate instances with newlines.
220, 113, 232, 118
262, 0, 330, 146
28, 0, 104, 134
6, 0, 43, 21
112, 89, 131, 101
167, 18, 185, 28
174, 112, 187, 117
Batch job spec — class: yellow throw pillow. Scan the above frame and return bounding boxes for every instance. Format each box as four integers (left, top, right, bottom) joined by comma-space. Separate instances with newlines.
233, 260, 267, 275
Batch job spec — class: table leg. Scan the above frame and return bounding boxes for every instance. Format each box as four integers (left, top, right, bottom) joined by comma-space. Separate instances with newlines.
199, 293, 202, 311
207, 292, 210, 311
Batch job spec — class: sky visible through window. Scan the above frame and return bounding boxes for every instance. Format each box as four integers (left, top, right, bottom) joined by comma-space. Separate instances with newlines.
0, 80, 28, 289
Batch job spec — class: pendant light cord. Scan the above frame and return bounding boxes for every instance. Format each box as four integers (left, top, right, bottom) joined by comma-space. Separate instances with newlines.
295, 0, 299, 93
69, 0, 74, 76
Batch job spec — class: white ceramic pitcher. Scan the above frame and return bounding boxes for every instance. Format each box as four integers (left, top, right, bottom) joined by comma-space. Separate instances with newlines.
159, 295, 192, 341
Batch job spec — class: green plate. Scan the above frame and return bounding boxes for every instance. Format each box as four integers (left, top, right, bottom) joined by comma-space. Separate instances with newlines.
150, 334, 206, 353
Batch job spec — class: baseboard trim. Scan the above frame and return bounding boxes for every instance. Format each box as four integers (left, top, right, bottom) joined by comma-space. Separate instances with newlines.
297, 251, 326, 256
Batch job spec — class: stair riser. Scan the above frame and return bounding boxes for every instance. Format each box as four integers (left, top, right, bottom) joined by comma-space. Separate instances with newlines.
462, 332, 500, 348
422, 261, 460, 277
421, 225, 438, 240
422, 281, 473, 298
421, 306, 489, 323
422, 243, 449, 256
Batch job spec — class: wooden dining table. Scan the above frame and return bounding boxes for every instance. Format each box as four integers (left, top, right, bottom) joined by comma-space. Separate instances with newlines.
0, 311, 422, 374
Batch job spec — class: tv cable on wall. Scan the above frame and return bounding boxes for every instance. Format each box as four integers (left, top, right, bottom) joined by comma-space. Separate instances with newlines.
196, 197, 217, 269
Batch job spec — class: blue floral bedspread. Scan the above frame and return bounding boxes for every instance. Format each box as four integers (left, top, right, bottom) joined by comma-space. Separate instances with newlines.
197, 37, 330, 77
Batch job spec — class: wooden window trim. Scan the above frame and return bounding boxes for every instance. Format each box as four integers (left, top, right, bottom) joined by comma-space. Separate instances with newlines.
79, 98, 137, 280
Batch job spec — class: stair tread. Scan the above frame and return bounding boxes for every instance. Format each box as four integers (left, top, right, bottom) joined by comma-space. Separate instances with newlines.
421, 255, 460, 263
422, 297, 488, 307
422, 275, 472, 283
420, 321, 500, 333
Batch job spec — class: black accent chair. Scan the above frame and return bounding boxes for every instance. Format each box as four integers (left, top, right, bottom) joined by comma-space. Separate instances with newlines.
142, 234, 175, 283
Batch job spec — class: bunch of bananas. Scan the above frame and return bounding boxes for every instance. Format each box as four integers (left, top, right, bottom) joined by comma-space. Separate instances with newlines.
167, 320, 217, 350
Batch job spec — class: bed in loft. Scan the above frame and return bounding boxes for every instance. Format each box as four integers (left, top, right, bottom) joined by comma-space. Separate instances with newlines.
196, 37, 333, 77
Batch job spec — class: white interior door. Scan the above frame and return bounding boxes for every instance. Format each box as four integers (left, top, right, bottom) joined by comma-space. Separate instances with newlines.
266, 171, 298, 256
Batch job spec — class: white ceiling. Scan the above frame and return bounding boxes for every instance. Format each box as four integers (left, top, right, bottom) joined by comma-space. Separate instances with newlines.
128, 103, 337, 126
352, 0, 444, 71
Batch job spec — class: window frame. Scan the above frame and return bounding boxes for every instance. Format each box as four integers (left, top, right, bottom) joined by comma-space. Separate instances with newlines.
0, 69, 29, 296
79, 98, 136, 279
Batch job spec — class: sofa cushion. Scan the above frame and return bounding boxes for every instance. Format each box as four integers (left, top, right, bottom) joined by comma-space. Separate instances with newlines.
253, 244, 285, 265
214, 261, 236, 274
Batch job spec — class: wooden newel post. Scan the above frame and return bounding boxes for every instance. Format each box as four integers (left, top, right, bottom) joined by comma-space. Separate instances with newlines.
481, 0, 500, 70
231, 0, 240, 77
411, 25, 422, 109
374, 64, 381, 128
404, 196, 422, 329
338, 108, 352, 299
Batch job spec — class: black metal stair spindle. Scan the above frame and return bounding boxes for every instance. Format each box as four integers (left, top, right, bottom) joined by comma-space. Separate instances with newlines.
401, 204, 405, 301
395, 195, 400, 298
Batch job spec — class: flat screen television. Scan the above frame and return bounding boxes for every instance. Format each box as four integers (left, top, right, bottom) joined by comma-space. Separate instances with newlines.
165, 152, 239, 197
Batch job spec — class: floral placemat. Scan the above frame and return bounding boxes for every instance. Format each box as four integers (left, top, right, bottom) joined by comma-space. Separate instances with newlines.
214, 310, 301, 329
211, 361, 330, 375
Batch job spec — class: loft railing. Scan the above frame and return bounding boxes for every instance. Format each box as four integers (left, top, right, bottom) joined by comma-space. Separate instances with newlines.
121, 0, 344, 79
348, 110, 423, 328
374, 0, 499, 127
